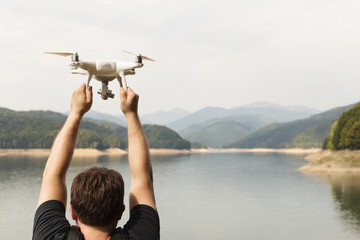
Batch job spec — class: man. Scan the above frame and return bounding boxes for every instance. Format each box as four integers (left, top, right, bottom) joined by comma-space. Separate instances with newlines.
32, 83, 160, 240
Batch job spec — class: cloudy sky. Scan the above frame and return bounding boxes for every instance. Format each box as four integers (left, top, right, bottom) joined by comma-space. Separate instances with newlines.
1, 0, 359, 115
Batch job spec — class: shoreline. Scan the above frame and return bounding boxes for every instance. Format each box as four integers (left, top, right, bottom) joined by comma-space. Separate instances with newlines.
5, 148, 360, 174
300, 150, 360, 174
192, 148, 321, 154
0, 148, 321, 157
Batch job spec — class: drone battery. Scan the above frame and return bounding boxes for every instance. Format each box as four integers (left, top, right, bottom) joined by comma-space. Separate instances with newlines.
96, 61, 117, 74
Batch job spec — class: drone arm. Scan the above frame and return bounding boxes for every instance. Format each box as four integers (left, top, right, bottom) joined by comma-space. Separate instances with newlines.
121, 72, 128, 90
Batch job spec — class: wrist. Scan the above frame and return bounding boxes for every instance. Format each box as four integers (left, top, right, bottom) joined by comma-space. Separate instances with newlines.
125, 112, 139, 120
68, 111, 84, 121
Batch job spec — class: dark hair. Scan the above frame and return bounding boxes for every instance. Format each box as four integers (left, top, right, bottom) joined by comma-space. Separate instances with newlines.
70, 166, 124, 227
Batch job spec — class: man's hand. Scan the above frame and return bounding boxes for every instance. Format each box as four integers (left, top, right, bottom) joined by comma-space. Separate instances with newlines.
120, 87, 139, 116
71, 83, 93, 116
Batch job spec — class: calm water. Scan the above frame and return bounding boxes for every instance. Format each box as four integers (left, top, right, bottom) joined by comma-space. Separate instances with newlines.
1, 152, 360, 240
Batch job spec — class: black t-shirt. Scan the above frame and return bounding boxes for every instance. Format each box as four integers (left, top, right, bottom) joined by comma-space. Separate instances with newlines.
32, 200, 160, 240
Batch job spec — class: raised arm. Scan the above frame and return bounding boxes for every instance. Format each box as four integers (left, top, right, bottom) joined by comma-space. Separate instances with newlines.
37, 83, 92, 208
120, 87, 156, 211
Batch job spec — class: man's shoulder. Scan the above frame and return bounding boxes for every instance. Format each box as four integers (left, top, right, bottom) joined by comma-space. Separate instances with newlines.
33, 200, 70, 240
122, 204, 160, 240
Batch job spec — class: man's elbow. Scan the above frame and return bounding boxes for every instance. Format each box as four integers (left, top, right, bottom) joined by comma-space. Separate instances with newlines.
42, 167, 66, 181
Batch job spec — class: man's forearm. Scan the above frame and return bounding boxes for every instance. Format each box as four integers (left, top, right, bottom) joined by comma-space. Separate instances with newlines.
37, 112, 82, 207
45, 112, 82, 177
126, 112, 156, 210
126, 113, 152, 180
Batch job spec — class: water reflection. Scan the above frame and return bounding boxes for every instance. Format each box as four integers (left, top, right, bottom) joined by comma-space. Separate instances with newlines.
328, 174, 360, 233
310, 173, 360, 234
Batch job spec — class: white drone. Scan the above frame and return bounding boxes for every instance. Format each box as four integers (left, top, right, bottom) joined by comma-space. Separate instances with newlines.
45, 51, 154, 100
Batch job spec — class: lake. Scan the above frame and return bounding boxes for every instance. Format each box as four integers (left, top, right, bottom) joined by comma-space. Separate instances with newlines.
1, 152, 360, 239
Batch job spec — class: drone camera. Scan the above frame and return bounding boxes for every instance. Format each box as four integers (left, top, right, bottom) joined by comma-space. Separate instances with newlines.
98, 81, 115, 100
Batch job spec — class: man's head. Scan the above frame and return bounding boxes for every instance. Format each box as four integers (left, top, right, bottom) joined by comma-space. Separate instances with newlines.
70, 166, 125, 228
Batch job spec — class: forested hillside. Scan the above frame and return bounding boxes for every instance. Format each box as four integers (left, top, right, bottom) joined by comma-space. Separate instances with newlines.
0, 107, 190, 150
324, 103, 360, 150
224, 104, 355, 149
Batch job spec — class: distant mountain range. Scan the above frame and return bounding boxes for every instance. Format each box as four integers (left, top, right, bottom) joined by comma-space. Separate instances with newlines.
141, 108, 190, 125
79, 102, 319, 129
166, 102, 319, 131
179, 115, 275, 147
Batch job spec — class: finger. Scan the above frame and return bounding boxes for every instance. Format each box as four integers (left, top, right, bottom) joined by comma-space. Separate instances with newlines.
120, 87, 127, 99
75, 83, 86, 96
127, 87, 138, 100
80, 83, 86, 91
86, 86, 93, 102
127, 87, 134, 95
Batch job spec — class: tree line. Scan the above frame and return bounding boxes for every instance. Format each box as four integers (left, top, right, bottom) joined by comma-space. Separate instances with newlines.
324, 103, 360, 150
0, 108, 190, 150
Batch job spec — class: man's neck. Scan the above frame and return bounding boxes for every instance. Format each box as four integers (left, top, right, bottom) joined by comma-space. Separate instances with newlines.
77, 221, 112, 240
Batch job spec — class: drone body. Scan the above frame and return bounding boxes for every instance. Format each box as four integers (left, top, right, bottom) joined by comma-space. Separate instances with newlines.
45, 51, 154, 100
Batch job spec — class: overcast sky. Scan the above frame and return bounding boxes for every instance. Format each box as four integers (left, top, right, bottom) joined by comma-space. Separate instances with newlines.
1, 0, 360, 115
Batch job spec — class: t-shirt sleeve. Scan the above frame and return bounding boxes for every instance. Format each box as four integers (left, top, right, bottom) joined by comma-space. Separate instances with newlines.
123, 205, 160, 240
32, 200, 70, 240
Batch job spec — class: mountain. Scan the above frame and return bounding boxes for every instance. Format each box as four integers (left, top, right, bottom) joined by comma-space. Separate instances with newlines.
0, 107, 190, 150
167, 102, 319, 131
179, 115, 275, 147
241, 101, 319, 113
141, 108, 190, 125
224, 103, 355, 149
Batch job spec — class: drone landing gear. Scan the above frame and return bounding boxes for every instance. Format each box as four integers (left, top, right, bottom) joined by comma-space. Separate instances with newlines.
116, 72, 128, 91
97, 81, 114, 100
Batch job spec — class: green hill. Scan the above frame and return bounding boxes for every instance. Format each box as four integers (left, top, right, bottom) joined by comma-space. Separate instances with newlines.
0, 107, 190, 150
224, 104, 355, 149
143, 125, 191, 149
324, 103, 360, 150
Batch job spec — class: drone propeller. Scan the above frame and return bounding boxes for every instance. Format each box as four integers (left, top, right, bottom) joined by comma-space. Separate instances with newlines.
141, 56, 155, 62
122, 50, 155, 62
45, 52, 80, 63
44, 52, 74, 57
